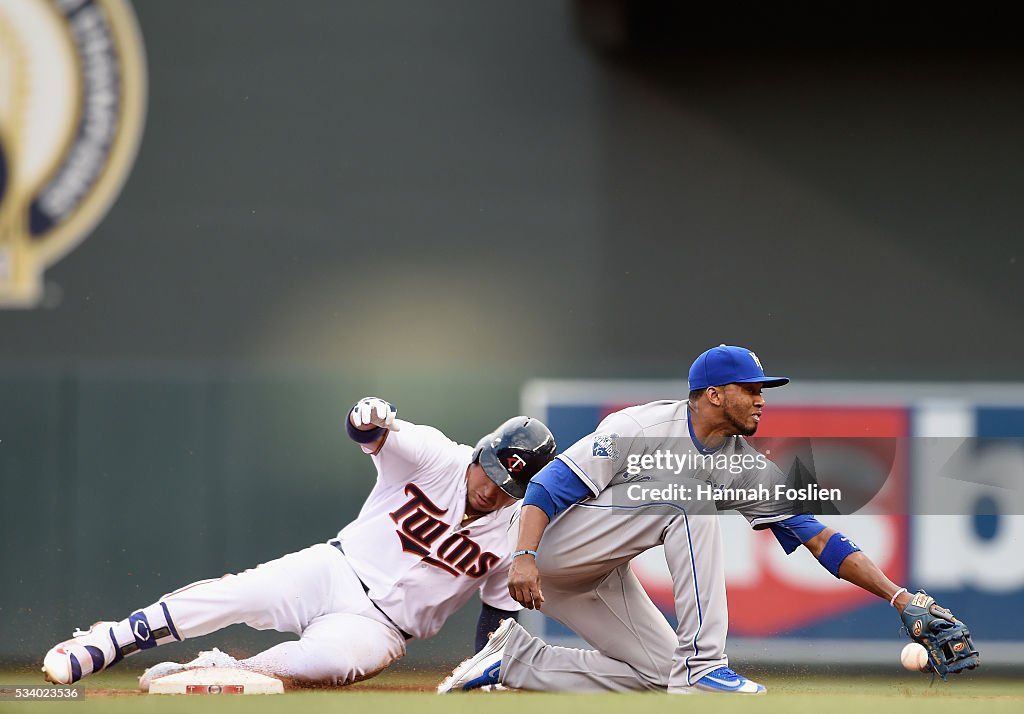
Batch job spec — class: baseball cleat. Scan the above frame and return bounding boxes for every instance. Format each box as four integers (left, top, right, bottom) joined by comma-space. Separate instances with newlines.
42, 621, 119, 685
139, 647, 240, 691
690, 666, 766, 694
436, 618, 515, 694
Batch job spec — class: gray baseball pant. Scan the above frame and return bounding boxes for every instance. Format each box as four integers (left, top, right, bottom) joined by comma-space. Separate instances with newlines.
500, 507, 729, 692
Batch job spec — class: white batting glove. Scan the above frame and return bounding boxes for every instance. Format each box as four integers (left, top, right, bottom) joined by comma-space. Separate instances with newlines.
350, 397, 400, 432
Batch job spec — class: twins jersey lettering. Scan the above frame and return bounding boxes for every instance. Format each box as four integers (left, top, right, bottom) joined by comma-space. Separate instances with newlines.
389, 483, 500, 577
335, 420, 520, 640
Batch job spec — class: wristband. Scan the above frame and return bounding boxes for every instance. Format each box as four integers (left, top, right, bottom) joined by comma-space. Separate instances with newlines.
889, 587, 908, 607
346, 414, 385, 444
818, 531, 861, 578
511, 549, 538, 559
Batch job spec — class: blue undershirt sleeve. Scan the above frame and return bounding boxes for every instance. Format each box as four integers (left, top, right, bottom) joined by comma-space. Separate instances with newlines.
523, 459, 592, 520
769, 514, 827, 555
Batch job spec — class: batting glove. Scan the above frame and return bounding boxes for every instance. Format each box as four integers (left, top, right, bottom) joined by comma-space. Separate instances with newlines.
350, 397, 400, 432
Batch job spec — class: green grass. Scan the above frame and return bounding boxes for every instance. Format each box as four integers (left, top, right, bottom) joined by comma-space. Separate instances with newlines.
1, 668, 1020, 714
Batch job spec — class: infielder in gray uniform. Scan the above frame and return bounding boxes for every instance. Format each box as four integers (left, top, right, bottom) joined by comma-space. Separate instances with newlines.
439, 345, 916, 695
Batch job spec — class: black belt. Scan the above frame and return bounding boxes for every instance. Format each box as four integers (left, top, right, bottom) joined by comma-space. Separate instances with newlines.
328, 540, 413, 640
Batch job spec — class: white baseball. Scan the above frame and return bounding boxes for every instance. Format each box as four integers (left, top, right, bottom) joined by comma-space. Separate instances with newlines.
900, 642, 929, 672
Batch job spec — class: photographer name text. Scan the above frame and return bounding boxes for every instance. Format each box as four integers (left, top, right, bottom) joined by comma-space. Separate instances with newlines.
625, 483, 842, 502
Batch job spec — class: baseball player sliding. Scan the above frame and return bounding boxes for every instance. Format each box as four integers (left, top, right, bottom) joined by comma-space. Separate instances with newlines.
439, 346, 978, 695
42, 398, 556, 688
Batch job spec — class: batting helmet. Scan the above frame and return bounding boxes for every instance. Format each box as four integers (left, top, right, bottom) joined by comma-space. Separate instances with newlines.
472, 416, 556, 499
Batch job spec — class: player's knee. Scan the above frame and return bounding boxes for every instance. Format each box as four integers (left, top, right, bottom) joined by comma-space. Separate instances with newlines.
298, 627, 405, 686
306, 647, 401, 686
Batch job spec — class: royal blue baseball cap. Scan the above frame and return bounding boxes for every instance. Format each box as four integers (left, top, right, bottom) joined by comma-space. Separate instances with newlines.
688, 345, 789, 391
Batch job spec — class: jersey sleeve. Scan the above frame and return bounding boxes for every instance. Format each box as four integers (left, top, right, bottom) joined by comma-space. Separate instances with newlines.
715, 443, 799, 529
556, 411, 643, 496
368, 420, 461, 486
523, 459, 593, 519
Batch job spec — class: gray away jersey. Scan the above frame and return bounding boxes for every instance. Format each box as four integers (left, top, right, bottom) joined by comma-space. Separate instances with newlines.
555, 400, 798, 528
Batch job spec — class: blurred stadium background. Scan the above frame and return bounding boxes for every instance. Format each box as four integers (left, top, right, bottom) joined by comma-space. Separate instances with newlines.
1, 0, 1022, 677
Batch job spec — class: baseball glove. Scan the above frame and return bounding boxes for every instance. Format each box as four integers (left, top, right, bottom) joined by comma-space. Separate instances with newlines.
900, 591, 979, 679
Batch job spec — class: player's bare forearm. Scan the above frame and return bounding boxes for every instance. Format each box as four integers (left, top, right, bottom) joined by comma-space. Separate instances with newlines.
508, 505, 550, 609
804, 528, 911, 611
516, 504, 550, 551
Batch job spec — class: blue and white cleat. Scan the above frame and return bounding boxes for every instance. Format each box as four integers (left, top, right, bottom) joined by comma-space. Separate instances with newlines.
436, 618, 515, 694
690, 666, 766, 694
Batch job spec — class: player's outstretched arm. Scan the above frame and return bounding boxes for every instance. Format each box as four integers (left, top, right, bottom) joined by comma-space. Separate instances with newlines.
803, 526, 979, 678
803, 527, 911, 610
508, 505, 549, 609
345, 396, 399, 455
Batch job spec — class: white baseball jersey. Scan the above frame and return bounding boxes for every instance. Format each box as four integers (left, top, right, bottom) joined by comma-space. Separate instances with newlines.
334, 419, 521, 639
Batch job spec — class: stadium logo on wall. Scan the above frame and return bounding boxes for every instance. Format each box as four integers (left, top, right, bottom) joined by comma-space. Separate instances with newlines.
0, 0, 146, 307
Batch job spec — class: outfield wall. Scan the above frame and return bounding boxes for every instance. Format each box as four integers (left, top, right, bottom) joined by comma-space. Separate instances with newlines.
520, 380, 1024, 666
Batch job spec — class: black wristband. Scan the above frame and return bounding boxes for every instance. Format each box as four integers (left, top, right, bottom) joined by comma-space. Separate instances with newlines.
346, 414, 385, 444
